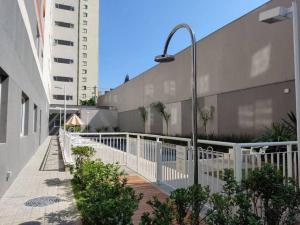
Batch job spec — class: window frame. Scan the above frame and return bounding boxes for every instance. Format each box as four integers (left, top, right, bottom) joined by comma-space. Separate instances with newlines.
55, 3, 74, 11
53, 76, 73, 82
0, 68, 8, 143
54, 39, 74, 46
21, 92, 29, 136
54, 57, 74, 64
54, 21, 74, 28
33, 104, 38, 132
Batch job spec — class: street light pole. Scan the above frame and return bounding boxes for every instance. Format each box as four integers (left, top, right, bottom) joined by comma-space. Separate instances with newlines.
154, 23, 199, 184
86, 112, 90, 132
292, 0, 300, 185
59, 107, 62, 128
64, 85, 67, 131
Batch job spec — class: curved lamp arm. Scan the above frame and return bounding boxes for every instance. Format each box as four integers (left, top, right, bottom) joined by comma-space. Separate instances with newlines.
156, 23, 199, 184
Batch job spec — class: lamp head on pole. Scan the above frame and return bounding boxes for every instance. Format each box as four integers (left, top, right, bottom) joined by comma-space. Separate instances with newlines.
154, 54, 175, 63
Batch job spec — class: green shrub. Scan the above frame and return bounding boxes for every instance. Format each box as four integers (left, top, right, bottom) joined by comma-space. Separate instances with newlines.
282, 111, 297, 137
140, 197, 173, 225
95, 126, 109, 132
140, 184, 209, 225
66, 125, 81, 132
255, 123, 294, 143
188, 184, 210, 225
72, 160, 142, 225
170, 188, 189, 225
243, 164, 300, 225
72, 146, 95, 169
206, 169, 260, 225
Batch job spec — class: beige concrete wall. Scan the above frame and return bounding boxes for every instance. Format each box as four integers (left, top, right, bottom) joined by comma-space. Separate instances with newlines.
80, 108, 118, 132
98, 0, 296, 137
218, 80, 295, 136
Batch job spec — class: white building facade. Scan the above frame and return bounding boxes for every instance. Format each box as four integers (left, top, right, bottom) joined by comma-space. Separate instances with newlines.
44, 0, 99, 106
0, 0, 50, 197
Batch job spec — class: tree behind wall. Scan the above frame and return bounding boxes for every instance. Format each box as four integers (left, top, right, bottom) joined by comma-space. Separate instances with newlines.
199, 105, 215, 135
151, 101, 171, 136
138, 106, 148, 133
80, 97, 96, 106
124, 74, 130, 83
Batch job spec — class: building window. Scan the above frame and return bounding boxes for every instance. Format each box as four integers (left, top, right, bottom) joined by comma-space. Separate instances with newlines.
53, 76, 73, 82
82, 36, 87, 42
82, 53, 87, 58
82, 77, 87, 82
82, 45, 87, 50
53, 95, 73, 100
82, 69, 87, 74
21, 92, 29, 136
54, 39, 74, 46
82, 86, 87, 90
82, 94, 86, 99
83, 12, 88, 17
83, 20, 88, 25
83, 28, 87, 33
0, 68, 8, 143
55, 21, 74, 28
33, 104, 38, 132
82, 61, 87, 66
55, 3, 74, 11
83, 4, 88, 9
54, 57, 74, 64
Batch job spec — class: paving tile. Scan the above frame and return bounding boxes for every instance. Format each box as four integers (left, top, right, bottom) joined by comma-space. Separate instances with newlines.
0, 137, 81, 225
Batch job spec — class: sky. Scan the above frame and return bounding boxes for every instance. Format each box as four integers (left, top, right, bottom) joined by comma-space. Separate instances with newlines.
99, 0, 270, 92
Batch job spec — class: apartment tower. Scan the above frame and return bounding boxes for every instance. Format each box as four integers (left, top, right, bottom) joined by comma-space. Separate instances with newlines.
44, 0, 99, 106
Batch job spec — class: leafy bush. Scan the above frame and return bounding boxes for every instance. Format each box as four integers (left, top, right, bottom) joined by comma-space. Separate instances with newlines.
243, 164, 300, 225
113, 126, 121, 132
207, 166, 300, 225
140, 184, 210, 225
72, 146, 95, 169
255, 122, 294, 143
282, 111, 297, 136
140, 197, 173, 225
80, 97, 96, 106
95, 126, 109, 132
65, 125, 81, 132
139, 106, 148, 132
206, 169, 260, 225
139, 165, 300, 225
188, 184, 210, 225
198, 106, 215, 135
170, 188, 189, 225
72, 160, 142, 225
151, 102, 171, 135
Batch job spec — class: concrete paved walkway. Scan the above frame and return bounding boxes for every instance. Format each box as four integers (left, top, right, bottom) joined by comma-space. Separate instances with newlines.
0, 137, 80, 225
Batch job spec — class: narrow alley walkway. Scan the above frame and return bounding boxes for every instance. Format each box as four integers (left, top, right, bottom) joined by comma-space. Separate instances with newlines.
0, 137, 80, 225
0, 137, 172, 225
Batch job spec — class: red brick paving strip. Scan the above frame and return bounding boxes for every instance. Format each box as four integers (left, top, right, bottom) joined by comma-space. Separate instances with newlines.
127, 175, 168, 225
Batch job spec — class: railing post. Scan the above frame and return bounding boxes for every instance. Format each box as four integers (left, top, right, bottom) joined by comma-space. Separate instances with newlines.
188, 141, 194, 186
99, 134, 102, 143
126, 134, 129, 166
156, 138, 162, 184
234, 144, 242, 182
287, 144, 293, 178
137, 135, 141, 173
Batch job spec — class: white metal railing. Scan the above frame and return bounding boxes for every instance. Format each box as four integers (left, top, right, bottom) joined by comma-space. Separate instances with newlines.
58, 129, 75, 165
58, 130, 299, 192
